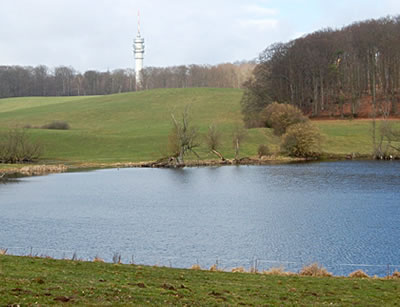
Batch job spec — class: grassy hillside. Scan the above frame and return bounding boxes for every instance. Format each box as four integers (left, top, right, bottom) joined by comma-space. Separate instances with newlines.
1, 255, 399, 305
0, 88, 399, 164
0, 88, 269, 163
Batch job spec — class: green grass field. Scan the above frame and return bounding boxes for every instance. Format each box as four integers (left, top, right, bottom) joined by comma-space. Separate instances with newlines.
1, 255, 399, 305
0, 88, 399, 165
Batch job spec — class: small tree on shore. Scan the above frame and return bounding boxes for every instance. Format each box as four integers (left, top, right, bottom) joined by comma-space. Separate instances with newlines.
232, 125, 247, 160
206, 123, 225, 161
168, 106, 200, 165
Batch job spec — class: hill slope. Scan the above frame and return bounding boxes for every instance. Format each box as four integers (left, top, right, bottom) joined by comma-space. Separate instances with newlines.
0, 88, 270, 163
0, 88, 399, 164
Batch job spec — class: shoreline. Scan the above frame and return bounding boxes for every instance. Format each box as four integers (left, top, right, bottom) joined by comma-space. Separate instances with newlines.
0, 153, 393, 178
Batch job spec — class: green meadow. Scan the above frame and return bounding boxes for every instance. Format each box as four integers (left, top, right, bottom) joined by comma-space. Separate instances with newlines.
1, 255, 399, 306
0, 88, 399, 165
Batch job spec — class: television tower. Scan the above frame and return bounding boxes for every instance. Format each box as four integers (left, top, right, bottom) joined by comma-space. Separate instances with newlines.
133, 11, 145, 89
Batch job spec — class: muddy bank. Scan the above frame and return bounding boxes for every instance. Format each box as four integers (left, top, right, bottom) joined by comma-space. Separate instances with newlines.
0, 165, 67, 177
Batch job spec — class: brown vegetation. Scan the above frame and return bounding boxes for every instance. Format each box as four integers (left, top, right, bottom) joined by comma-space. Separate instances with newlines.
348, 269, 370, 278
299, 263, 333, 277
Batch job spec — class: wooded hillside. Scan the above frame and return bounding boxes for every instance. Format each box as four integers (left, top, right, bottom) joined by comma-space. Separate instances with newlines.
242, 16, 400, 126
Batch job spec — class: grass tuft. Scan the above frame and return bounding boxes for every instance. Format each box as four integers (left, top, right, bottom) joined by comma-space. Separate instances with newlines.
93, 256, 104, 263
231, 267, 246, 273
299, 263, 333, 277
349, 269, 370, 278
190, 264, 202, 270
391, 271, 400, 279
262, 266, 294, 276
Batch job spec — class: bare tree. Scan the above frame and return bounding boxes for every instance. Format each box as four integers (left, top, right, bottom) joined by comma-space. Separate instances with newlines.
232, 125, 247, 160
206, 123, 225, 160
169, 106, 200, 165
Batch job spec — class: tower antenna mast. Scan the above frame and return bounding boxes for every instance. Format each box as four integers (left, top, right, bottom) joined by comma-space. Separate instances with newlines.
138, 10, 141, 35
133, 10, 145, 90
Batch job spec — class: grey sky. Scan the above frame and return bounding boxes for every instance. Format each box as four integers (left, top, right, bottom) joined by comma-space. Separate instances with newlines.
1, 0, 399, 71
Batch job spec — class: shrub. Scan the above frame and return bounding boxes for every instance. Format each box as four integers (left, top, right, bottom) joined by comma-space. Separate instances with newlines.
299, 263, 332, 277
41, 120, 70, 130
0, 128, 43, 163
348, 269, 370, 278
281, 122, 322, 158
260, 102, 308, 136
257, 144, 270, 157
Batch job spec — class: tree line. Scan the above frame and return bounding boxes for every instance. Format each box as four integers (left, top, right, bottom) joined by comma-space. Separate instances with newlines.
0, 62, 255, 99
241, 15, 400, 127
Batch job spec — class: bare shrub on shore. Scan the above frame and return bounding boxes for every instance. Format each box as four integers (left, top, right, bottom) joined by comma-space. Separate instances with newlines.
168, 106, 200, 165
0, 248, 7, 255
299, 263, 332, 277
206, 123, 225, 160
348, 269, 370, 278
257, 144, 270, 158
0, 128, 43, 163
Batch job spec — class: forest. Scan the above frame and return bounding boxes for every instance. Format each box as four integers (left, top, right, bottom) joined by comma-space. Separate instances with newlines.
0, 62, 254, 98
241, 16, 400, 127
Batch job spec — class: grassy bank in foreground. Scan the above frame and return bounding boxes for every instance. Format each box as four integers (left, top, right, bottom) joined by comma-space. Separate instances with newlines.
1, 256, 399, 305
1, 88, 400, 165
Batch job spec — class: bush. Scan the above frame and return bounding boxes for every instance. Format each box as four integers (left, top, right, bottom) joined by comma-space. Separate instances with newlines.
281, 122, 322, 158
41, 121, 70, 130
0, 128, 43, 163
257, 144, 270, 157
260, 102, 308, 136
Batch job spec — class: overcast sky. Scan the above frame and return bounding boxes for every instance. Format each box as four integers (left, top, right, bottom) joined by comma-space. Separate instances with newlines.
1, 0, 399, 72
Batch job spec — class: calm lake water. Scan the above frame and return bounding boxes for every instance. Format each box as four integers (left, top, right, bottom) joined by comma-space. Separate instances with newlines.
1, 161, 400, 276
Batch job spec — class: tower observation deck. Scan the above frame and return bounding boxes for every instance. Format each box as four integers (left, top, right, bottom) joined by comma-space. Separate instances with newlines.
133, 12, 144, 89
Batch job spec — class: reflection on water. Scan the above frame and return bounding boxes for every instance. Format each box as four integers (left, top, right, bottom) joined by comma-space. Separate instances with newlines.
0, 161, 400, 276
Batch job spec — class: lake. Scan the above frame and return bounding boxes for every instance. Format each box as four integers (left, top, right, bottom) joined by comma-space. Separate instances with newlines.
1, 161, 400, 276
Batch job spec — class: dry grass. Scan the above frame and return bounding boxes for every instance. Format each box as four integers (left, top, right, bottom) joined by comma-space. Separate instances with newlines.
209, 264, 222, 272
262, 266, 294, 276
190, 264, 202, 270
390, 271, 400, 279
93, 256, 104, 263
232, 267, 246, 273
299, 263, 333, 277
349, 269, 370, 278
0, 249, 7, 255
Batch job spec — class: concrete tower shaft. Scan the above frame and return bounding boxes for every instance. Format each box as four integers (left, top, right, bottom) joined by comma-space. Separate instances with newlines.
133, 12, 144, 88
